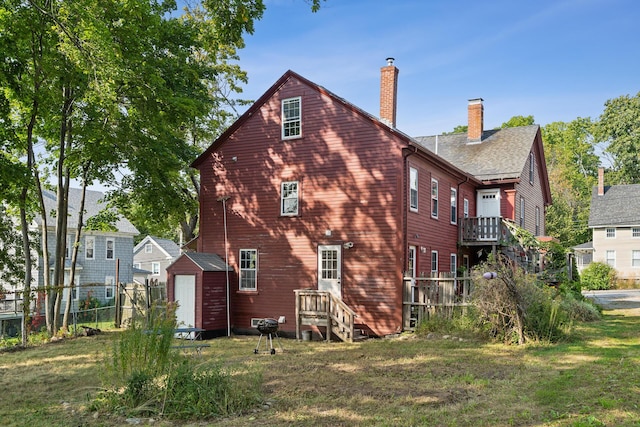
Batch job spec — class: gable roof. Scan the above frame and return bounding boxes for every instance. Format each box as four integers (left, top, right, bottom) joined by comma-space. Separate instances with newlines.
413, 125, 540, 182
168, 252, 232, 272
189, 70, 479, 184
589, 185, 640, 227
134, 235, 181, 259
36, 188, 138, 235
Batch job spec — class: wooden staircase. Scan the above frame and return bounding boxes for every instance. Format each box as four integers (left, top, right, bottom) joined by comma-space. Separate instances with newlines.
294, 289, 359, 342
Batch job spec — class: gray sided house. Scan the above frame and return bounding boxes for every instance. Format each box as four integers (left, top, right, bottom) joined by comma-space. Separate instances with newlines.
33, 188, 139, 307
586, 168, 640, 282
133, 235, 181, 285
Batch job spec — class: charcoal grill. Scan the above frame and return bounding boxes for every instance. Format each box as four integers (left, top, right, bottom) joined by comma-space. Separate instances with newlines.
254, 318, 283, 355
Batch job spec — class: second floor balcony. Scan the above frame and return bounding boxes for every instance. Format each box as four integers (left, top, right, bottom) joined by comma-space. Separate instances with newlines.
460, 217, 507, 246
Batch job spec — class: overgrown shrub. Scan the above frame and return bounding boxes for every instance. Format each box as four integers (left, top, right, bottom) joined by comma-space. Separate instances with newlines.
471, 255, 571, 344
415, 307, 479, 337
580, 262, 617, 290
92, 303, 264, 420
560, 293, 601, 322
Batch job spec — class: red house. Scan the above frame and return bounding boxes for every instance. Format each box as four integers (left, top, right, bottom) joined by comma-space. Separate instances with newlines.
170, 59, 552, 339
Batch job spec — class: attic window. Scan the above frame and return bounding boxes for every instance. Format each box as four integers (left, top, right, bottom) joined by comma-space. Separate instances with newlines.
282, 97, 301, 139
529, 152, 535, 184
145, 243, 153, 253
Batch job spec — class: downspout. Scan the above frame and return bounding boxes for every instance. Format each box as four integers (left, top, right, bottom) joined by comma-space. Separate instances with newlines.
218, 196, 231, 337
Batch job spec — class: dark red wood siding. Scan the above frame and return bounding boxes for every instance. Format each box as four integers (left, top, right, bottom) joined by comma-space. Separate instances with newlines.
197, 76, 405, 336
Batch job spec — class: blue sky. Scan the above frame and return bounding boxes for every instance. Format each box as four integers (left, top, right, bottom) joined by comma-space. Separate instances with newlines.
227, 0, 639, 137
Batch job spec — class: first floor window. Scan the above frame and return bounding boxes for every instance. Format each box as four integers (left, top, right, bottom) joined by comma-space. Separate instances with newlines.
633, 251, 640, 267
431, 251, 438, 275
450, 254, 457, 274
85, 235, 95, 260
105, 276, 115, 300
409, 167, 418, 211
152, 262, 160, 275
606, 250, 615, 267
239, 249, 258, 291
431, 178, 439, 218
106, 238, 115, 260
281, 181, 299, 215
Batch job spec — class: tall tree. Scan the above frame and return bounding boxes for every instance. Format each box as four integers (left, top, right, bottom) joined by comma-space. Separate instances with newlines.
596, 92, 640, 184
542, 118, 599, 246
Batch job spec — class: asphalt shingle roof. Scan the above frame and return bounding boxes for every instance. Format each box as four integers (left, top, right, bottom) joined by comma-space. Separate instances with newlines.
37, 188, 138, 235
589, 185, 640, 227
181, 252, 232, 272
413, 125, 540, 181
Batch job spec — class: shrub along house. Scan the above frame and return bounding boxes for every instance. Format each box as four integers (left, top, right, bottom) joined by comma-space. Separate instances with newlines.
169, 59, 552, 340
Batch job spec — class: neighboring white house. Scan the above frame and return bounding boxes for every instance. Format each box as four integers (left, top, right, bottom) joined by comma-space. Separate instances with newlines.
133, 236, 181, 285
586, 168, 640, 282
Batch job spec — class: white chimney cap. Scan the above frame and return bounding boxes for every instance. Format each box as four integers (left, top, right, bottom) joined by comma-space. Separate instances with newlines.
386, 57, 395, 66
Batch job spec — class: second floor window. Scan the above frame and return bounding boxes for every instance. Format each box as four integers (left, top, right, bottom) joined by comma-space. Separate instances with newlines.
519, 197, 525, 228
606, 228, 616, 238
450, 188, 457, 224
463, 198, 469, 218
529, 152, 535, 184
282, 97, 301, 139
152, 262, 160, 275
239, 249, 258, 291
431, 178, 439, 218
409, 167, 418, 211
535, 207, 541, 236
633, 228, 640, 237
281, 181, 299, 216
106, 238, 115, 260
85, 236, 95, 260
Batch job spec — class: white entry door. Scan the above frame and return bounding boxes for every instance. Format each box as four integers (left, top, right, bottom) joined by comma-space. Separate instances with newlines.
174, 275, 196, 329
318, 245, 342, 298
477, 189, 501, 241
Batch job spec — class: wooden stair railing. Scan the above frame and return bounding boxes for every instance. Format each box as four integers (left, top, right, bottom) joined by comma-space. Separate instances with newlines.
294, 289, 357, 343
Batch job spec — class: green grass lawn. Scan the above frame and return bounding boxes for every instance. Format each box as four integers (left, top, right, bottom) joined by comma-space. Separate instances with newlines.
1, 309, 639, 426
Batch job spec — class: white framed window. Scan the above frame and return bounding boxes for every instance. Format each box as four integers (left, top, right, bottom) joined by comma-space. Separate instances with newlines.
606, 250, 615, 267
519, 197, 525, 228
66, 234, 73, 259
145, 243, 153, 253
152, 262, 160, 276
281, 181, 299, 216
85, 235, 95, 260
408, 246, 417, 302
632, 251, 640, 267
606, 228, 616, 238
431, 178, 439, 218
535, 207, 540, 236
463, 198, 469, 218
239, 249, 258, 291
450, 253, 457, 274
282, 97, 301, 139
529, 152, 535, 184
633, 228, 640, 238
431, 251, 438, 275
450, 188, 457, 224
106, 238, 115, 260
105, 276, 115, 300
409, 167, 418, 212
134, 262, 141, 269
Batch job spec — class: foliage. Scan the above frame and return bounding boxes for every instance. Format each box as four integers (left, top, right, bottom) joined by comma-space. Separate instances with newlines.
559, 293, 601, 322
542, 118, 599, 247
500, 115, 535, 128
471, 255, 570, 344
84, 210, 119, 232
580, 262, 617, 290
596, 91, 640, 184
414, 307, 480, 337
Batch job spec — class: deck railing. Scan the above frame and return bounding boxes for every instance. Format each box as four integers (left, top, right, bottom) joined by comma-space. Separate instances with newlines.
402, 273, 472, 330
294, 289, 357, 342
460, 216, 504, 243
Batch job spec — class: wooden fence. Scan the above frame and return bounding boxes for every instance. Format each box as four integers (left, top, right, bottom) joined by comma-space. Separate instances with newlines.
402, 272, 472, 330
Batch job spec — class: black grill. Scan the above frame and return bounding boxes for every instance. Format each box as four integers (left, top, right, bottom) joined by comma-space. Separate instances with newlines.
256, 318, 279, 334
254, 318, 282, 355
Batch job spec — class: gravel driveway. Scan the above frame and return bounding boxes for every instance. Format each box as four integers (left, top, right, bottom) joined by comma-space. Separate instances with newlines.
582, 289, 640, 315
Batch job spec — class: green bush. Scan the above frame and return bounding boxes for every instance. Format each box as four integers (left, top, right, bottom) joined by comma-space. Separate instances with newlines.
560, 294, 601, 322
580, 262, 617, 290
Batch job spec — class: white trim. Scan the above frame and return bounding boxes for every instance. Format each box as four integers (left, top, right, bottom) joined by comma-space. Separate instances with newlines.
280, 181, 299, 216
106, 237, 115, 260
239, 249, 258, 291
409, 167, 418, 212
282, 96, 302, 139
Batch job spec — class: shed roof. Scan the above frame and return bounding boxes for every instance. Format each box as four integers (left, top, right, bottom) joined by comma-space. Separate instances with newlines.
169, 252, 232, 272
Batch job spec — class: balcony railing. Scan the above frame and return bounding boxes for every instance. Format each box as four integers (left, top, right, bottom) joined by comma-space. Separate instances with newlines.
460, 217, 505, 244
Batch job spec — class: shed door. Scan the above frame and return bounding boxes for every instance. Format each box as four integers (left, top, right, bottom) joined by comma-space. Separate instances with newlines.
174, 274, 196, 329
318, 245, 341, 298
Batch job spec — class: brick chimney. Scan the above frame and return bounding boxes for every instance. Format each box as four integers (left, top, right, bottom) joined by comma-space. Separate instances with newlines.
598, 167, 605, 196
468, 98, 484, 142
380, 57, 399, 128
